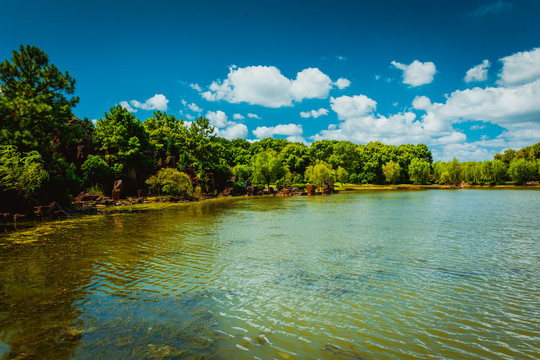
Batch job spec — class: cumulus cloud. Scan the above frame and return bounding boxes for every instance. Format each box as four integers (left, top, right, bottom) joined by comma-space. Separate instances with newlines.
188, 103, 202, 113
206, 110, 229, 128
119, 101, 138, 113
330, 95, 377, 119
412, 95, 433, 111
120, 94, 169, 112
498, 47, 540, 86
334, 78, 351, 89
464, 60, 490, 83
253, 124, 303, 139
198, 65, 347, 107
219, 123, 248, 140
233, 113, 245, 120
391, 60, 436, 87
247, 113, 261, 119
300, 108, 329, 118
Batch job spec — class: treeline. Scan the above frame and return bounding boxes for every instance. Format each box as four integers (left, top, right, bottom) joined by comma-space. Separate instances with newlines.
1, 45, 539, 212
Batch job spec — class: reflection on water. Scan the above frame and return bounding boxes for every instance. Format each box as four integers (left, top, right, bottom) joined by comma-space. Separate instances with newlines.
0, 191, 539, 359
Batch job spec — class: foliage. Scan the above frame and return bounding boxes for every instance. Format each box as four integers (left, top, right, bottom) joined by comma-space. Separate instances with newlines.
250, 150, 286, 188
508, 159, 537, 185
232, 164, 251, 183
408, 158, 430, 184
145, 168, 194, 197
304, 161, 335, 186
0, 145, 49, 200
382, 160, 401, 184
336, 166, 348, 185
81, 155, 112, 188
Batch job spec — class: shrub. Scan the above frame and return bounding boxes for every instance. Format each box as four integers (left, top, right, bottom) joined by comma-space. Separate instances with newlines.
290, 183, 306, 190
81, 155, 112, 188
361, 179, 368, 185
146, 168, 194, 197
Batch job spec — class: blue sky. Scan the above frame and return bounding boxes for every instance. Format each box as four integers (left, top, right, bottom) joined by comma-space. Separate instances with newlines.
2, 0, 540, 161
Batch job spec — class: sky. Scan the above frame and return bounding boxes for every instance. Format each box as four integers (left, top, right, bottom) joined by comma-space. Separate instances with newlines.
1, 0, 540, 161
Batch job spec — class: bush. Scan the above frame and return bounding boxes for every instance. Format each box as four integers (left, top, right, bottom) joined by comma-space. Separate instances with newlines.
290, 183, 306, 190
146, 168, 194, 197
275, 178, 285, 190
81, 155, 112, 188
413, 181, 421, 185
361, 179, 368, 185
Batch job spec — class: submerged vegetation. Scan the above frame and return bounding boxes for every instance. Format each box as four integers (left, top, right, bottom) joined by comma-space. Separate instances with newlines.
1, 45, 539, 213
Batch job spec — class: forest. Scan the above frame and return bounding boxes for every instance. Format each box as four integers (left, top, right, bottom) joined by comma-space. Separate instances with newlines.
1, 45, 539, 212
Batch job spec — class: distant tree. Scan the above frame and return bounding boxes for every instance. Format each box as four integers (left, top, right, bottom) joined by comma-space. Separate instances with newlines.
508, 159, 537, 185
382, 160, 401, 184
143, 111, 186, 164
146, 168, 194, 197
232, 164, 251, 183
251, 150, 286, 188
93, 105, 151, 185
494, 148, 516, 165
408, 158, 430, 184
446, 158, 462, 185
491, 160, 507, 184
336, 166, 349, 186
305, 161, 336, 187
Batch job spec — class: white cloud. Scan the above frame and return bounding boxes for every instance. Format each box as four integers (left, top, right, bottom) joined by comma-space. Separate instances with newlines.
412, 95, 433, 111
131, 94, 169, 111
219, 123, 248, 140
253, 124, 303, 139
198, 65, 347, 107
205, 110, 228, 128
119, 101, 137, 113
185, 114, 195, 120
391, 60, 436, 87
181, 99, 187, 106
336, 55, 347, 61
334, 78, 351, 89
498, 47, 540, 86
247, 113, 261, 119
300, 108, 329, 118
233, 113, 245, 120
190, 83, 202, 91
330, 95, 377, 119
470, 124, 486, 130
465, 60, 490, 83
286, 135, 308, 144
432, 132, 467, 145
290, 68, 333, 101
188, 103, 202, 113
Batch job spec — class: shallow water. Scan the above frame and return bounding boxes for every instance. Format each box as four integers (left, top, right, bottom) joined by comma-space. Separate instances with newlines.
0, 190, 539, 359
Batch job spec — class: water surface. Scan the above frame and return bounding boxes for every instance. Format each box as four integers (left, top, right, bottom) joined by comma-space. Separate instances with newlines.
0, 190, 539, 359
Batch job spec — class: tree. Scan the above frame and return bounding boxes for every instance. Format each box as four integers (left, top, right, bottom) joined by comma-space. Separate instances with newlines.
251, 150, 286, 188
382, 160, 401, 184
0, 45, 79, 156
93, 105, 151, 187
446, 158, 462, 185
143, 111, 186, 164
81, 155, 112, 190
508, 159, 537, 185
304, 161, 336, 187
145, 168, 194, 197
336, 166, 349, 186
408, 158, 430, 184
0, 145, 48, 200
491, 160, 507, 184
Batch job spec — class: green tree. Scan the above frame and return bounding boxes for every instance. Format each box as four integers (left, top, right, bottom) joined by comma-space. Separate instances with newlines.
382, 160, 401, 184
304, 161, 336, 187
336, 166, 349, 186
232, 164, 251, 183
408, 158, 430, 184
0, 145, 49, 200
143, 111, 186, 164
145, 168, 194, 197
508, 159, 537, 185
81, 155, 112, 189
251, 150, 286, 188
491, 160, 507, 184
93, 105, 151, 187
446, 158, 462, 185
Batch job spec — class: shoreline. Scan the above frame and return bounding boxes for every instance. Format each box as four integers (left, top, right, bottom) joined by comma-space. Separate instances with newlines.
1, 184, 539, 228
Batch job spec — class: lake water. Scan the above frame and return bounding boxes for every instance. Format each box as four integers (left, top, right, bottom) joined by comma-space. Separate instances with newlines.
0, 190, 538, 359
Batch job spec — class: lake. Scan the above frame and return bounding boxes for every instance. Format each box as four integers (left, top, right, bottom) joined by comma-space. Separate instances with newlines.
0, 190, 539, 359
